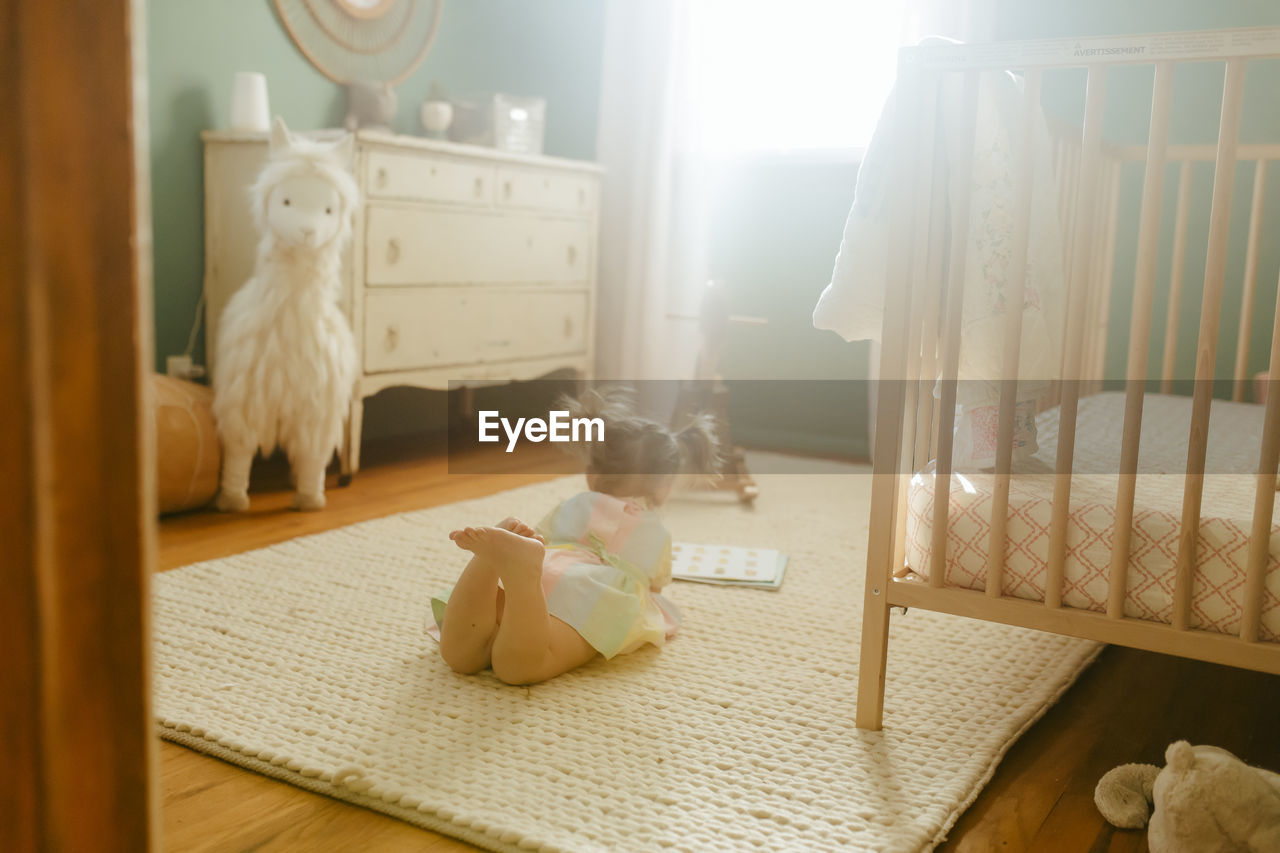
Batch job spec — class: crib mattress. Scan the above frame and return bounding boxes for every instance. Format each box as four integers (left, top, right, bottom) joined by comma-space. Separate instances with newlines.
906, 392, 1280, 641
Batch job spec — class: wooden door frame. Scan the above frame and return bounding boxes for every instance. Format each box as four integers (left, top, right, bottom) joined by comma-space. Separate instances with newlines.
2, 0, 157, 850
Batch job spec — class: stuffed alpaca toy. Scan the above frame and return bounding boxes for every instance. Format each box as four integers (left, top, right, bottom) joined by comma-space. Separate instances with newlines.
1095, 741, 1280, 852
212, 117, 359, 512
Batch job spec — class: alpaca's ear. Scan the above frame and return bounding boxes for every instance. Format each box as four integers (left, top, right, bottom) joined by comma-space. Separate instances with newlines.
1166, 741, 1196, 773
269, 116, 292, 153
331, 133, 354, 166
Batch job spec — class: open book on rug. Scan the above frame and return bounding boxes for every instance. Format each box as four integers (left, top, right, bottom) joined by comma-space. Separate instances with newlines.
670, 542, 788, 589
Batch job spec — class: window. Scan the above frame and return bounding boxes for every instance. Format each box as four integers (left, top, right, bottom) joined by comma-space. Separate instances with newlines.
687, 0, 907, 154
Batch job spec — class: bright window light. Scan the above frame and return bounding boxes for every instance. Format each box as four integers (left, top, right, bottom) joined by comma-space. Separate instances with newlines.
687, 0, 905, 153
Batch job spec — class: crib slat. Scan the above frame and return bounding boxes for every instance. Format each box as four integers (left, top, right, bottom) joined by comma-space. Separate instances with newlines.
930, 71, 981, 589
1109, 62, 1173, 620
1241, 267, 1280, 642
913, 140, 949, 470
1092, 159, 1122, 395
1080, 181, 1102, 394
1048, 136, 1065, 409
1161, 161, 1193, 395
1081, 157, 1115, 395
1054, 139, 1072, 233
1047, 65, 1107, 608
1233, 160, 1267, 402
1052, 138, 1085, 411
1052, 137, 1065, 214
893, 73, 943, 576
987, 69, 1042, 600
1063, 140, 1082, 300
913, 303, 940, 469
858, 64, 928, 732
1053, 141, 1082, 409
1174, 58, 1247, 632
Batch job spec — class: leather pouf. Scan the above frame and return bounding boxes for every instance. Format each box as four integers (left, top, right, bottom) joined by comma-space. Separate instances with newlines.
152, 374, 220, 514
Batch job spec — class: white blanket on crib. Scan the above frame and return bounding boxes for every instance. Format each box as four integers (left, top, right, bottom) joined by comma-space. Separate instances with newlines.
814, 49, 1068, 466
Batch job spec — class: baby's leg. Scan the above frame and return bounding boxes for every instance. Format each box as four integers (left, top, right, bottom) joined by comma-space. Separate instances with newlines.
451, 526, 596, 685
439, 547, 505, 675
438, 518, 540, 673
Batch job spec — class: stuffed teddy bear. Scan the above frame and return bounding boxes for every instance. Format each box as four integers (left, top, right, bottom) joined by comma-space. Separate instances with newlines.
1095, 741, 1280, 852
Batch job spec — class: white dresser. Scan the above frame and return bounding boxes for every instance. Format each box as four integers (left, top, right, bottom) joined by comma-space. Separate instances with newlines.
202, 129, 601, 476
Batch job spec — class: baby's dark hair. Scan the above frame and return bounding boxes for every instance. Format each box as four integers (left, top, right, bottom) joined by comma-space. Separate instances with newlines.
559, 388, 720, 503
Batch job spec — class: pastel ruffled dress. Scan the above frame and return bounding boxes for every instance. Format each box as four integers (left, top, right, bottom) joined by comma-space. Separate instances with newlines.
431, 492, 681, 660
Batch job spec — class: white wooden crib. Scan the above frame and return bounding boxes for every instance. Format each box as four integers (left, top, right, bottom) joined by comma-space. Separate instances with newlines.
857, 28, 1280, 730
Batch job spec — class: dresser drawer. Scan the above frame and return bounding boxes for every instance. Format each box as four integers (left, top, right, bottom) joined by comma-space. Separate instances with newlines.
495, 166, 596, 215
364, 288, 588, 373
366, 205, 591, 286
364, 149, 494, 205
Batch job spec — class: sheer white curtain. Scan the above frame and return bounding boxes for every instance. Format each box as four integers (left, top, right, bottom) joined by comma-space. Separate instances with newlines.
593, 0, 988, 382
594, 0, 704, 381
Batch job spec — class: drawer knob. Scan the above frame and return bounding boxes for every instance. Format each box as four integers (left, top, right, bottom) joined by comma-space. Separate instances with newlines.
503, 181, 512, 199
566, 245, 577, 265
474, 176, 485, 196
387, 238, 401, 264
563, 316, 573, 338
578, 187, 586, 207
384, 325, 399, 352
376, 167, 389, 189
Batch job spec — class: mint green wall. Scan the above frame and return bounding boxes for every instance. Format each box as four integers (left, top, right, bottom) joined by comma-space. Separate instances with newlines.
996, 0, 1280, 392
147, 0, 606, 376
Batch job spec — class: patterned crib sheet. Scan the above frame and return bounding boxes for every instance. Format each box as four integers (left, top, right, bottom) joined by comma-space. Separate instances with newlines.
906, 392, 1280, 641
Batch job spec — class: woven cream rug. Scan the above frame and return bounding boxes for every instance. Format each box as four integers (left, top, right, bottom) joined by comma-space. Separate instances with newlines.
153, 456, 1100, 852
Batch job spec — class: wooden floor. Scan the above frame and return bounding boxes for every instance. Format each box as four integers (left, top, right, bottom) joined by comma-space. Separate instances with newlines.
158, 440, 1280, 852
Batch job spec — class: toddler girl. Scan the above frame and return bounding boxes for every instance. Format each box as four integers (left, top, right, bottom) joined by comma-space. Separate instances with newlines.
431, 391, 718, 685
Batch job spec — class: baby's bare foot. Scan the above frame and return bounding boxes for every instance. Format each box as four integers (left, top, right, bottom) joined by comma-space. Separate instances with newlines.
449, 526, 545, 564
496, 516, 545, 543
450, 526, 545, 586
